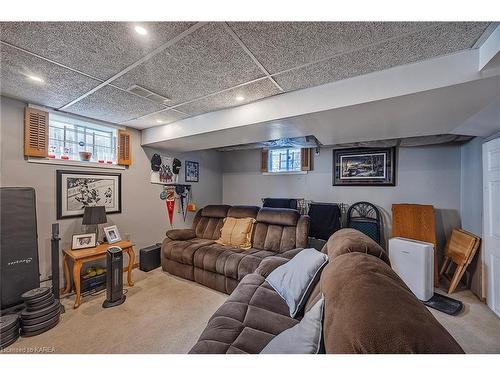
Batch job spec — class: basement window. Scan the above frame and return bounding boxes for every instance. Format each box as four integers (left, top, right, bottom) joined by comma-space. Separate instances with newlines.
48, 113, 118, 164
268, 148, 302, 173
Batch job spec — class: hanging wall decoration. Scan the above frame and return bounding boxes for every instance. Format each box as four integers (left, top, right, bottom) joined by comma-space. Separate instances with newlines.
57, 170, 121, 219
165, 187, 176, 226
175, 185, 191, 222
185, 161, 199, 183
332, 147, 396, 186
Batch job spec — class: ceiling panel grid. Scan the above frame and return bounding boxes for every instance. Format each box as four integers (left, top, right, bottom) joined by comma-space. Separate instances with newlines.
0, 21, 492, 129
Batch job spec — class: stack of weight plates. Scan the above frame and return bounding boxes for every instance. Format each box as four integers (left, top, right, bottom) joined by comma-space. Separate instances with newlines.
20, 287, 61, 337
0, 314, 20, 349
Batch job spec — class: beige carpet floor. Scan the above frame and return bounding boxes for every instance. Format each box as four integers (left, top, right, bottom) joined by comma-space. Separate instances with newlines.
7, 269, 227, 354
429, 287, 500, 353
5, 268, 500, 354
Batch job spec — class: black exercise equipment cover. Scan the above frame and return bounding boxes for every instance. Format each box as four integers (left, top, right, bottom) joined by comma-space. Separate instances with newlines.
0, 187, 40, 310
308, 203, 342, 241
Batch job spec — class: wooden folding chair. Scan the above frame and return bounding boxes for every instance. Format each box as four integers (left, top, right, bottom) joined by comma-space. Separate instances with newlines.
392, 204, 439, 287
440, 229, 481, 294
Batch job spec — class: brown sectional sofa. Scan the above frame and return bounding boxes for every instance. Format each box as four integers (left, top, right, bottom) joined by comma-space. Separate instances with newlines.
189, 229, 464, 354
162, 205, 310, 294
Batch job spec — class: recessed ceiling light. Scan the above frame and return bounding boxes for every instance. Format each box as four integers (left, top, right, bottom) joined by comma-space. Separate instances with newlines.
235, 96, 245, 102
156, 119, 164, 124
134, 26, 148, 36
27, 75, 44, 83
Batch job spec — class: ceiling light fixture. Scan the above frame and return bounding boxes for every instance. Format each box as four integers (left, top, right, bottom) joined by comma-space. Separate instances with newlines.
134, 26, 148, 36
156, 120, 164, 124
27, 75, 44, 83
235, 96, 245, 102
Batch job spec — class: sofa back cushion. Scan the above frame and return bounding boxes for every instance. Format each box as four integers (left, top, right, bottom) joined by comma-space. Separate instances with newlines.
227, 205, 260, 219
322, 228, 390, 265
320, 252, 463, 353
252, 208, 309, 252
194, 205, 231, 240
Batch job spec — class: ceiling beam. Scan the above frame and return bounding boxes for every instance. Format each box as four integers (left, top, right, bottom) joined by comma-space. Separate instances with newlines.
142, 47, 500, 147
479, 24, 500, 71
122, 22, 444, 125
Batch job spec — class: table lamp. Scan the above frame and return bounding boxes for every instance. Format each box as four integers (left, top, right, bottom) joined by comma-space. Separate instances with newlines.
82, 206, 107, 244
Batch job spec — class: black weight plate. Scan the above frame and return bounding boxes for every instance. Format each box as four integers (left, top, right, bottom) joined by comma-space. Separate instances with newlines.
1, 323, 19, 338
21, 287, 51, 301
24, 290, 54, 305
0, 315, 19, 333
26, 295, 55, 312
1, 327, 19, 344
21, 300, 60, 320
0, 335, 18, 349
21, 317, 59, 337
21, 308, 60, 327
20, 313, 60, 333
24, 293, 54, 308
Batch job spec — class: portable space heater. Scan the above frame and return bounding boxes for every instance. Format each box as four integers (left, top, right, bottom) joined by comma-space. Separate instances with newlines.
388, 237, 434, 301
102, 246, 126, 308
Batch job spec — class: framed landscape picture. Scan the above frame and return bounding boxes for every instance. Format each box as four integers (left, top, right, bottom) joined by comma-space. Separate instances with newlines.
185, 161, 199, 183
56, 170, 122, 219
333, 147, 396, 186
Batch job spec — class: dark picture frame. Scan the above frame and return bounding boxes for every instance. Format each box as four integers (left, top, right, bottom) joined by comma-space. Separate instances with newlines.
185, 161, 199, 183
332, 147, 396, 186
56, 170, 122, 219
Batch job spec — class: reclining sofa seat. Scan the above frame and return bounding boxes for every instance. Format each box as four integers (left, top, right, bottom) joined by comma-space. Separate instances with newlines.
162, 205, 310, 294
189, 229, 464, 354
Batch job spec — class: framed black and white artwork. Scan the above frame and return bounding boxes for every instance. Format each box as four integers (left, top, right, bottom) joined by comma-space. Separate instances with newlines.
185, 161, 199, 183
333, 147, 396, 186
56, 170, 122, 219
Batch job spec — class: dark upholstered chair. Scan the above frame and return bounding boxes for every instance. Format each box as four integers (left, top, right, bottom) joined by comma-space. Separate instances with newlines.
346, 202, 383, 246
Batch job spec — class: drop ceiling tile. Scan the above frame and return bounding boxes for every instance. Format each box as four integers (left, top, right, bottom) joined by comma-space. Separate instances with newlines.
228, 22, 440, 74
0, 43, 101, 108
0, 22, 195, 80
175, 78, 281, 116
122, 110, 188, 129
113, 22, 265, 106
64, 85, 165, 124
275, 22, 490, 92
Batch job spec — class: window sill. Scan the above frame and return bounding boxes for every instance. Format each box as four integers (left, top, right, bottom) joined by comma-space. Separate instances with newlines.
262, 171, 308, 175
27, 157, 126, 170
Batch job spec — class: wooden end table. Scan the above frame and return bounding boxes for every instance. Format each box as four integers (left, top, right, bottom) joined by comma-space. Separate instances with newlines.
61, 240, 136, 309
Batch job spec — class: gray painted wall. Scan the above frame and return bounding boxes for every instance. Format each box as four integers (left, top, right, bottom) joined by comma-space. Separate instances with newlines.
460, 137, 484, 298
0, 96, 222, 284
222, 145, 463, 253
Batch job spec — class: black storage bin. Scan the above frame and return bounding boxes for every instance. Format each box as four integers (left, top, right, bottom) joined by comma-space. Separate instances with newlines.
140, 243, 161, 272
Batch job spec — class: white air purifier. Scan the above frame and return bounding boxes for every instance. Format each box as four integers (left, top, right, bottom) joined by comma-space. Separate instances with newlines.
388, 237, 434, 301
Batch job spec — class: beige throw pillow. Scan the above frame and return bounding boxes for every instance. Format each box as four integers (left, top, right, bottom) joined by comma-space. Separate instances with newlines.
216, 217, 256, 249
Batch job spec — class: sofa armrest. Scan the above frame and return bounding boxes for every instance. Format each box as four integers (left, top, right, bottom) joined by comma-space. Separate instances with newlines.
255, 256, 289, 278
166, 229, 196, 241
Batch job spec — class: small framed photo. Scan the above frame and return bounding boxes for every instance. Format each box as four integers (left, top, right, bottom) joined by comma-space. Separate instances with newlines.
104, 225, 121, 244
185, 161, 199, 183
72, 233, 97, 250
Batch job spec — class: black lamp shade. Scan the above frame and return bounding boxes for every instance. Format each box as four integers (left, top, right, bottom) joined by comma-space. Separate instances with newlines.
82, 206, 107, 225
